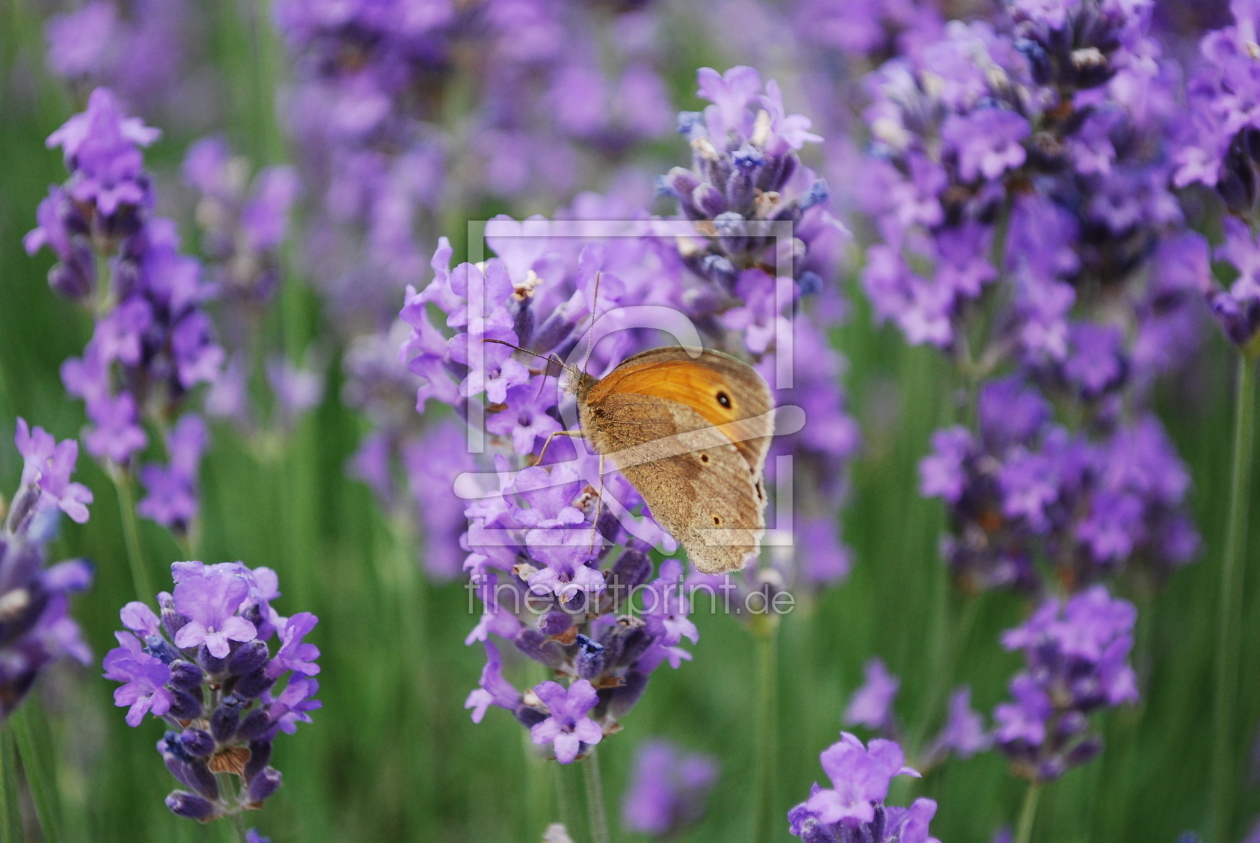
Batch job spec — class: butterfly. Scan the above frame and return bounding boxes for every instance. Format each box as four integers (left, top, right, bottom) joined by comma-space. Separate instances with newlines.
536, 344, 775, 574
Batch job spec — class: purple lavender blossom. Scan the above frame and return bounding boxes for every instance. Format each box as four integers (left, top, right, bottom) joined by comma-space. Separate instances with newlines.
938, 687, 991, 758
184, 136, 298, 303
103, 643, 173, 726
463, 641, 522, 724
941, 109, 1031, 182
529, 679, 604, 764
660, 65, 848, 308
171, 567, 257, 658
994, 585, 1138, 781
1200, 220, 1260, 351
102, 561, 319, 823
920, 379, 1197, 593
806, 734, 918, 824
0, 421, 94, 719
1175, 0, 1260, 203
28, 90, 223, 528
923, 686, 992, 768
15, 418, 93, 524
44, 0, 195, 118
137, 415, 207, 532
843, 658, 900, 732
45, 87, 158, 217
265, 675, 321, 735
858, 0, 1198, 380
788, 733, 938, 842
621, 739, 718, 836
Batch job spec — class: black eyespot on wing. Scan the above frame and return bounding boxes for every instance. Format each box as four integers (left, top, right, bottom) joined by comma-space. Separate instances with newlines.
699, 453, 710, 463
712, 515, 722, 525
716, 391, 731, 408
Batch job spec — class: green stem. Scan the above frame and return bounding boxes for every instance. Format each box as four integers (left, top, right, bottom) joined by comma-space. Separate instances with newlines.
112, 472, 153, 600
523, 727, 553, 839
388, 521, 433, 834
913, 594, 980, 758
752, 618, 780, 843
582, 750, 610, 843
962, 189, 1016, 421
1013, 782, 1042, 843
1211, 355, 1256, 843
213, 772, 248, 843
227, 812, 249, 843
246, 0, 286, 165
12, 707, 59, 843
552, 758, 574, 835
0, 724, 16, 843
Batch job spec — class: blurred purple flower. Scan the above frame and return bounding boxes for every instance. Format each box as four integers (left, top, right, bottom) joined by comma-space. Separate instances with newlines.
46, 2, 118, 78
15, 418, 93, 524
621, 739, 718, 836
138, 415, 207, 532
844, 658, 900, 731
994, 585, 1138, 780
926, 687, 991, 764
920, 427, 974, 504
0, 423, 95, 720
942, 109, 1031, 182
267, 358, 325, 426
82, 393, 149, 464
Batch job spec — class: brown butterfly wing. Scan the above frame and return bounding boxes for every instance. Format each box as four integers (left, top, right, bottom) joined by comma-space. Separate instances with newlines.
584, 347, 774, 476
579, 348, 774, 574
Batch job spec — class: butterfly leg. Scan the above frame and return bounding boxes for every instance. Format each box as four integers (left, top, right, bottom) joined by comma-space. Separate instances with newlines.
535, 429, 583, 464
589, 452, 606, 555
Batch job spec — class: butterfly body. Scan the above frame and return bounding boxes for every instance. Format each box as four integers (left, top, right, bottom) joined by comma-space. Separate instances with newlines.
573, 346, 774, 574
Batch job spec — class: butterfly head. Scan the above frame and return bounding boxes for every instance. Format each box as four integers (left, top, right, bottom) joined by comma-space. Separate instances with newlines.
570, 370, 600, 403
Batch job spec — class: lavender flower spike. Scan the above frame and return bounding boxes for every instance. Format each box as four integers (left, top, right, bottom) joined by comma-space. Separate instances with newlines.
994, 585, 1138, 781
27, 88, 223, 530
102, 560, 320, 823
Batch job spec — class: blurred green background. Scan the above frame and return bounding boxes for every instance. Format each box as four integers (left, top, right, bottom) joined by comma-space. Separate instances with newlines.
1, 1, 1258, 842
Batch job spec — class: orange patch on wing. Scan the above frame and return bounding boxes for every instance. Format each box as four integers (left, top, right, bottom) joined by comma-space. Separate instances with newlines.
588, 359, 766, 464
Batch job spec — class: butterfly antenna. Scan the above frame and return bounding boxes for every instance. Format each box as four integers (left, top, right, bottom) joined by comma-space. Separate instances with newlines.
580, 270, 603, 376
534, 353, 566, 399
482, 339, 575, 390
